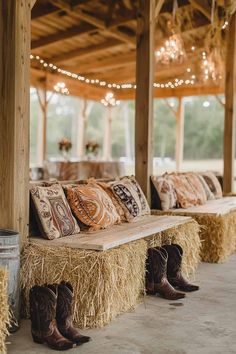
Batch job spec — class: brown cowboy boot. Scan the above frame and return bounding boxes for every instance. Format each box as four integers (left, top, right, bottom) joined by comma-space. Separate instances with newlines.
146, 248, 185, 300
29, 285, 76, 350
56, 282, 91, 345
163, 244, 199, 292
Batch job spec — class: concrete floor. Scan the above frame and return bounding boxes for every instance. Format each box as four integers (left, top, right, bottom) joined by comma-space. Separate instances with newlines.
7, 254, 236, 354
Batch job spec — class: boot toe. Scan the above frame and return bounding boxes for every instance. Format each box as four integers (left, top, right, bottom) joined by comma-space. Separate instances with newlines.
74, 335, 91, 345
179, 284, 199, 292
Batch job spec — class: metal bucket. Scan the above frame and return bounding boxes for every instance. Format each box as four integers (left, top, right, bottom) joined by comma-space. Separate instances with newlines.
0, 229, 20, 332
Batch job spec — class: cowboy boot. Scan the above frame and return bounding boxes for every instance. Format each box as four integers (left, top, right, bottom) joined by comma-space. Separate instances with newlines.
163, 244, 199, 292
29, 285, 76, 350
146, 248, 185, 300
56, 282, 91, 345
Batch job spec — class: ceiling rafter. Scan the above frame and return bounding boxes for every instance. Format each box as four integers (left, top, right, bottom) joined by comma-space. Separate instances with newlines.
49, 0, 136, 46
31, 23, 96, 50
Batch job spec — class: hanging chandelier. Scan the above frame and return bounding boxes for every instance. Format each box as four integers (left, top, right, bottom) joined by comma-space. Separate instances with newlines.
155, 33, 186, 65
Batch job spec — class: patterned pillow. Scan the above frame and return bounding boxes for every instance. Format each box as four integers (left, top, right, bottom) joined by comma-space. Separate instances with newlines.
202, 172, 222, 199
123, 176, 150, 215
30, 184, 80, 240
109, 177, 150, 222
169, 174, 199, 209
64, 183, 120, 231
151, 176, 177, 210
96, 181, 127, 222
196, 174, 215, 200
185, 173, 207, 205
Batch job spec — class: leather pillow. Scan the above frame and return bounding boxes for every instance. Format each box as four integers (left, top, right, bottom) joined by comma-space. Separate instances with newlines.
151, 175, 177, 211
64, 183, 120, 231
30, 183, 80, 240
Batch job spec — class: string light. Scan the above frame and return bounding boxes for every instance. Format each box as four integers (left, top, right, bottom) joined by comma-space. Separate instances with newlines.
101, 92, 120, 107
30, 54, 196, 90
53, 82, 69, 95
222, 20, 229, 30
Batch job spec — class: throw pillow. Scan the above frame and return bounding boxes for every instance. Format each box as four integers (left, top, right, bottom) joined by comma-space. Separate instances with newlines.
30, 183, 80, 240
169, 174, 199, 208
196, 174, 215, 200
151, 175, 177, 210
64, 183, 120, 231
201, 172, 222, 199
185, 172, 207, 205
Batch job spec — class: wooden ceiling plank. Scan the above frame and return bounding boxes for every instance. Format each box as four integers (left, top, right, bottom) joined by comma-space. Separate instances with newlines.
31, 23, 96, 49
188, 0, 211, 21
50, 0, 136, 45
52, 38, 124, 63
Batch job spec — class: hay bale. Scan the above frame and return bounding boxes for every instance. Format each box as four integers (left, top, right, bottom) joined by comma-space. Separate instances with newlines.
21, 240, 147, 328
152, 209, 236, 263
21, 220, 201, 329
0, 268, 10, 354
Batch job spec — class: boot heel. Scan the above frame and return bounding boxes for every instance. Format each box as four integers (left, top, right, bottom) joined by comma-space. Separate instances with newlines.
32, 335, 44, 344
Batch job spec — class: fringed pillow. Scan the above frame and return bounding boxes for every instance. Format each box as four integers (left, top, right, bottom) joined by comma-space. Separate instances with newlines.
202, 172, 222, 199
30, 183, 80, 240
64, 183, 120, 231
169, 174, 199, 209
151, 175, 177, 210
185, 172, 207, 205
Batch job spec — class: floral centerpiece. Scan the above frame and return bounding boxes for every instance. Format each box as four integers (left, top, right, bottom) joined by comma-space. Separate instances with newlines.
85, 140, 100, 159
58, 138, 72, 160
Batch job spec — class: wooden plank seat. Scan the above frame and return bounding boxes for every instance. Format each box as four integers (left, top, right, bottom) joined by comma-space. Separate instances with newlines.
21, 214, 201, 329
152, 197, 236, 263
30, 215, 192, 251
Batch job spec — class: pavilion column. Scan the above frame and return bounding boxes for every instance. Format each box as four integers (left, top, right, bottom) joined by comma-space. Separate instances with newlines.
175, 97, 185, 172
36, 88, 47, 166
103, 106, 112, 161
135, 0, 157, 201
223, 12, 236, 194
77, 99, 93, 159
0, 0, 31, 244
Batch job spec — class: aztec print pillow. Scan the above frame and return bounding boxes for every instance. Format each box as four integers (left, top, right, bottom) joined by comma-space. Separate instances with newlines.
196, 174, 215, 200
201, 172, 222, 199
109, 177, 150, 222
30, 183, 80, 240
169, 174, 199, 209
151, 175, 177, 211
96, 181, 127, 222
185, 172, 207, 205
64, 183, 120, 231
124, 176, 150, 215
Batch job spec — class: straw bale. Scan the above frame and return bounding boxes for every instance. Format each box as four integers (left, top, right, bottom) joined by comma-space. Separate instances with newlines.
152, 209, 236, 263
21, 220, 200, 328
0, 268, 10, 354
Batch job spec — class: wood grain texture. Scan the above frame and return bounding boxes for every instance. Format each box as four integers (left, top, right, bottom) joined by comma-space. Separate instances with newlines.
223, 13, 236, 194
135, 0, 157, 202
0, 0, 31, 244
30, 215, 192, 251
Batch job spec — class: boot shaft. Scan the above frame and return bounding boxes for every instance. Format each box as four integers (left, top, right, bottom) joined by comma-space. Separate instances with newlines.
162, 244, 183, 278
56, 282, 73, 327
146, 247, 168, 284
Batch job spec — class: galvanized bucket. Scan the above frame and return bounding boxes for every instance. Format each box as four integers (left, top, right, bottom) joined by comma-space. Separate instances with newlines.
0, 229, 20, 332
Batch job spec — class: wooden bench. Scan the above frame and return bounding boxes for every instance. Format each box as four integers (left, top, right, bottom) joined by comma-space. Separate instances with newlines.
152, 197, 236, 263
21, 214, 200, 329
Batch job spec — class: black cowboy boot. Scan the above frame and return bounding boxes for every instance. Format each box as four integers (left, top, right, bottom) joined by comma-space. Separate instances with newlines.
29, 284, 75, 350
56, 282, 91, 346
163, 244, 199, 292
146, 248, 185, 300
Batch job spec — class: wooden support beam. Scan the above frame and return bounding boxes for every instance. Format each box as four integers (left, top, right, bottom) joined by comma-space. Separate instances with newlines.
50, 0, 136, 46
0, 0, 31, 244
31, 23, 95, 50
103, 106, 113, 161
223, 13, 236, 194
36, 87, 49, 163
31, 0, 37, 9
175, 98, 185, 172
77, 100, 93, 158
135, 0, 158, 201
188, 0, 211, 21
52, 38, 123, 63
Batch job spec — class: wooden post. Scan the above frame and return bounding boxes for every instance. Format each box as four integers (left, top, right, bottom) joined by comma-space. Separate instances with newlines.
135, 0, 157, 201
124, 102, 132, 160
36, 88, 47, 165
103, 106, 113, 161
77, 99, 88, 159
0, 0, 31, 244
223, 13, 236, 194
175, 98, 185, 172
